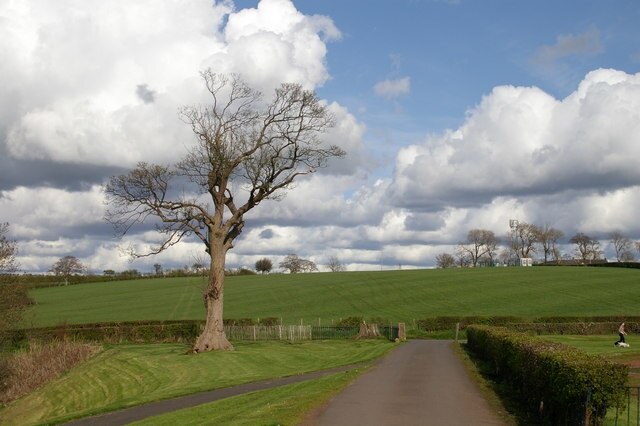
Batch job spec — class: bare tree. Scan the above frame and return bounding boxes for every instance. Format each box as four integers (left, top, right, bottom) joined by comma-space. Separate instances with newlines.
570, 233, 602, 264
105, 72, 343, 352
435, 252, 455, 268
0, 224, 30, 347
153, 263, 163, 276
326, 255, 346, 272
255, 258, 273, 274
536, 224, 564, 263
49, 255, 86, 285
279, 254, 318, 273
455, 247, 472, 267
610, 231, 635, 262
0, 223, 18, 275
459, 229, 498, 267
513, 222, 539, 259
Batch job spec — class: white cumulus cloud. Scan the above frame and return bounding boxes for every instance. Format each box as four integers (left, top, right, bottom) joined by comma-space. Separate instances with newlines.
373, 77, 411, 98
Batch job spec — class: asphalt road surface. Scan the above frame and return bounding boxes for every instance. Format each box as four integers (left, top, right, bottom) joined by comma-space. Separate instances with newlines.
305, 340, 505, 426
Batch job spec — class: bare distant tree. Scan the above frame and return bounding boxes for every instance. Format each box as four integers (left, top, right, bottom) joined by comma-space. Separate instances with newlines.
459, 229, 499, 267
0, 223, 31, 346
455, 247, 472, 267
105, 72, 343, 352
153, 263, 163, 276
498, 248, 512, 266
637, 241, 640, 256
570, 233, 602, 264
536, 224, 564, 263
0, 223, 18, 275
49, 256, 86, 285
326, 255, 347, 272
255, 258, 273, 274
279, 254, 318, 273
435, 252, 455, 269
512, 222, 539, 259
610, 231, 635, 262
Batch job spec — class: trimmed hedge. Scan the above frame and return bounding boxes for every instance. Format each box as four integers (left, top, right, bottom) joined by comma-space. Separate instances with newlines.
511, 322, 640, 336
467, 325, 628, 425
416, 316, 640, 332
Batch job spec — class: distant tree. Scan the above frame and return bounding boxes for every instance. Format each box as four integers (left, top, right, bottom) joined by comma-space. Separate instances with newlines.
49, 256, 86, 285
103, 269, 116, 276
512, 222, 539, 259
610, 231, 635, 262
497, 248, 512, 266
279, 254, 317, 273
570, 233, 602, 264
255, 258, 273, 274
118, 269, 139, 277
459, 229, 499, 267
637, 241, 640, 256
535, 224, 564, 263
0, 223, 30, 347
326, 255, 347, 272
454, 247, 472, 268
104, 72, 343, 352
0, 223, 18, 274
435, 253, 455, 269
153, 263, 163, 276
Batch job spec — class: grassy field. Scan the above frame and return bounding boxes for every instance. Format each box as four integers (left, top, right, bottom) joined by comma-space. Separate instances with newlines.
25, 267, 640, 327
0, 340, 392, 425
131, 371, 360, 426
539, 335, 640, 425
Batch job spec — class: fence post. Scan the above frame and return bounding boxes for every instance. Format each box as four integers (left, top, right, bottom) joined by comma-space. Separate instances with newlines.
455, 322, 460, 343
398, 323, 406, 341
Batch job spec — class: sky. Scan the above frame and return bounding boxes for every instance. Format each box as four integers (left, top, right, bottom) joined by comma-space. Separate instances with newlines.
1, 0, 640, 273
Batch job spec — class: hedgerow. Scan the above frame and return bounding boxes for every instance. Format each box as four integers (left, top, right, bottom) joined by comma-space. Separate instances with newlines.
466, 325, 628, 425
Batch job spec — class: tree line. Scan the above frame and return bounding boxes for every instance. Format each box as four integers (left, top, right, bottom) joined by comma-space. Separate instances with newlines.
436, 222, 640, 268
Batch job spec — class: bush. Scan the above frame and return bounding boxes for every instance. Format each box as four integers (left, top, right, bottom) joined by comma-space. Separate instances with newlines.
466, 325, 628, 424
0, 340, 101, 404
259, 317, 279, 326
335, 316, 364, 327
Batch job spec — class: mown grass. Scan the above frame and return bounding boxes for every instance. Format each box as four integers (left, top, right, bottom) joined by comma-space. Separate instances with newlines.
0, 340, 392, 425
131, 370, 361, 426
26, 267, 640, 327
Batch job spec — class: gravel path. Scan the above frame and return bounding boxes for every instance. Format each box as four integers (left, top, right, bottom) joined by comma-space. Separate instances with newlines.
304, 340, 505, 426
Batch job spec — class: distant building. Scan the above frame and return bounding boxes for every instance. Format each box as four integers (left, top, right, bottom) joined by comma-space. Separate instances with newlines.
520, 258, 533, 267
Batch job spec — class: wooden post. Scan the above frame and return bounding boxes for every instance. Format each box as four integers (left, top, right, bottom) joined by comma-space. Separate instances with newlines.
455, 322, 460, 343
398, 323, 406, 341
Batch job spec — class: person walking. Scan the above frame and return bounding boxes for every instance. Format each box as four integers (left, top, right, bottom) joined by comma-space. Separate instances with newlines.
616, 322, 627, 346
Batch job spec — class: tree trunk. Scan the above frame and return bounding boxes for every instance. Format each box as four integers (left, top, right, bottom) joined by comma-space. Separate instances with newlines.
355, 322, 380, 339
193, 238, 233, 352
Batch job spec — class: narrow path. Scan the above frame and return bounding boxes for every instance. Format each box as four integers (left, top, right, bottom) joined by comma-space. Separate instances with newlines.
306, 340, 505, 426
64, 362, 368, 426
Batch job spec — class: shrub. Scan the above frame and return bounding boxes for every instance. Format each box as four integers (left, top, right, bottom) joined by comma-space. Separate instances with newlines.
0, 340, 101, 404
335, 316, 364, 327
259, 317, 279, 326
466, 325, 628, 424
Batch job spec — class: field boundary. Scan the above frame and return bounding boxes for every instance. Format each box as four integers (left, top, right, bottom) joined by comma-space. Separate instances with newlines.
8, 321, 400, 346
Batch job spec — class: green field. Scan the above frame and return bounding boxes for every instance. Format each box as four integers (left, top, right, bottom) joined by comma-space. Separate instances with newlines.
25, 267, 640, 327
0, 340, 391, 425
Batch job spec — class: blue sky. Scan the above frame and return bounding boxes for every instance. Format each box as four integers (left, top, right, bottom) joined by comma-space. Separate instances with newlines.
1, 0, 640, 272
268, 0, 640, 179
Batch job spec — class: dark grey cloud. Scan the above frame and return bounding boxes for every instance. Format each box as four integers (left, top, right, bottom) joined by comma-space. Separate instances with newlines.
0, 156, 125, 192
136, 84, 156, 104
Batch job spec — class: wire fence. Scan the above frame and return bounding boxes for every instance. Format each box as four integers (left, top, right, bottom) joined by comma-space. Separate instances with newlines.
611, 387, 640, 426
222, 325, 399, 342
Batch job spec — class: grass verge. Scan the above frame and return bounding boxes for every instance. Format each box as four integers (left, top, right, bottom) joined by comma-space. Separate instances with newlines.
0, 340, 392, 425
454, 342, 517, 425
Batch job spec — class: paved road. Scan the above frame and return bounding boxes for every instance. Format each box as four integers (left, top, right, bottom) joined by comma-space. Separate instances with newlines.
305, 340, 505, 426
